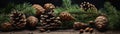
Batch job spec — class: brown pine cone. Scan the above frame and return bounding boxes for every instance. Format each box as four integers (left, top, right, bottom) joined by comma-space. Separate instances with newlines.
36, 3, 62, 31
73, 22, 88, 30
79, 29, 84, 33
27, 16, 38, 27
80, 2, 97, 11
32, 4, 45, 16
88, 21, 94, 25
85, 27, 90, 32
44, 3, 55, 10
0, 22, 13, 31
88, 21, 95, 27
89, 28, 94, 33
95, 15, 108, 30
10, 11, 27, 29
59, 12, 75, 21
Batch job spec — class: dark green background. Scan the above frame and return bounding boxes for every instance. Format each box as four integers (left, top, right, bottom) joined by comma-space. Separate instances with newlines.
0, 0, 119, 9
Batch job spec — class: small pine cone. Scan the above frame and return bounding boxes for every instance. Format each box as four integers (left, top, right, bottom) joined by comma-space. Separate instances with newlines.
89, 28, 94, 33
27, 16, 38, 27
79, 29, 84, 33
80, 2, 97, 11
95, 15, 108, 30
44, 3, 55, 10
73, 22, 88, 30
59, 12, 75, 21
88, 21, 94, 25
0, 22, 13, 31
88, 21, 95, 27
85, 27, 90, 32
32, 4, 45, 17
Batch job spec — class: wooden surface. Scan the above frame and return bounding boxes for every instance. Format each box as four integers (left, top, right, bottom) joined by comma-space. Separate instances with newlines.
0, 29, 120, 34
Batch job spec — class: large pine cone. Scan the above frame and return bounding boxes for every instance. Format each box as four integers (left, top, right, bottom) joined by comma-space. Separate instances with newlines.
59, 12, 75, 21
10, 11, 26, 29
27, 16, 38, 27
32, 4, 45, 16
38, 10, 61, 31
95, 15, 108, 30
0, 22, 13, 31
73, 22, 88, 30
39, 16, 62, 30
44, 3, 55, 11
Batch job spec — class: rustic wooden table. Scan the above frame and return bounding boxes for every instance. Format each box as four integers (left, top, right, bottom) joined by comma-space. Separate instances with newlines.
0, 29, 120, 34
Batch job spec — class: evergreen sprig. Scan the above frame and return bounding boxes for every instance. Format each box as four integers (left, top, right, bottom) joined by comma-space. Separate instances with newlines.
100, 2, 120, 30
54, 0, 100, 28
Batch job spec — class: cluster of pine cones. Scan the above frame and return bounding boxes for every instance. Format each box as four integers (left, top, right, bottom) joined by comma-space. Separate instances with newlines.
0, 3, 58, 31
32, 3, 75, 32
0, 3, 75, 32
0, 2, 108, 32
73, 22, 94, 33
0, 10, 39, 31
73, 14, 108, 33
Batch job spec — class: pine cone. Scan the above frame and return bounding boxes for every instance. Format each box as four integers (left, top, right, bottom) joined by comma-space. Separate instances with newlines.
59, 12, 75, 21
44, 3, 55, 10
95, 15, 108, 30
39, 12, 61, 31
10, 11, 26, 29
73, 22, 88, 30
85, 27, 90, 32
79, 29, 84, 33
89, 28, 94, 33
80, 2, 97, 11
27, 16, 38, 27
0, 22, 13, 31
40, 17, 62, 30
32, 4, 45, 17
88, 21, 94, 25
